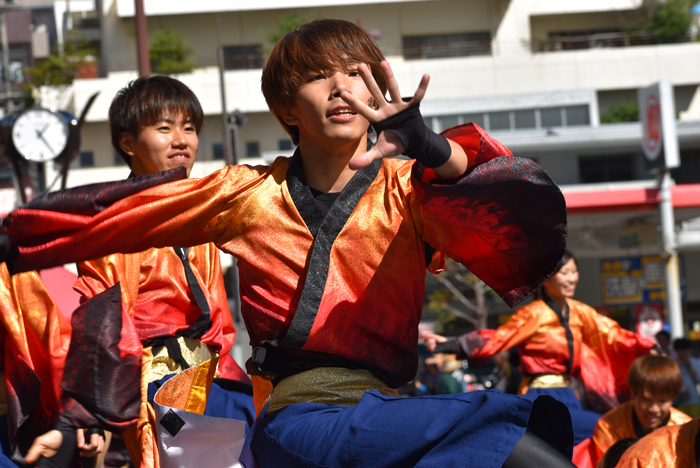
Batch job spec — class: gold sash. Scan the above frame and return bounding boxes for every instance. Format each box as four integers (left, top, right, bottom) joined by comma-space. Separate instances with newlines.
267, 367, 399, 414
148, 336, 217, 383
528, 374, 570, 389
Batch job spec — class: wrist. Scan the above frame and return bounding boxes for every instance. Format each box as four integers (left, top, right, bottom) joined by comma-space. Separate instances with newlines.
372, 104, 451, 168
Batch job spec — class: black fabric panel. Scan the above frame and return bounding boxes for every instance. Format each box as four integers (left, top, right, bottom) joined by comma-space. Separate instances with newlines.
543, 292, 574, 375
286, 150, 326, 237
174, 247, 212, 336
501, 429, 575, 468
5, 353, 44, 463
277, 152, 382, 349
246, 343, 399, 387
59, 282, 141, 431
159, 409, 185, 437
18, 166, 187, 216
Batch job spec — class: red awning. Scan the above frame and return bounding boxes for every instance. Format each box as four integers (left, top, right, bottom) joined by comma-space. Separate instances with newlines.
564, 184, 700, 214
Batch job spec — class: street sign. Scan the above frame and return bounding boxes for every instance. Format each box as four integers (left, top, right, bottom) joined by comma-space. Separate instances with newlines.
638, 81, 680, 169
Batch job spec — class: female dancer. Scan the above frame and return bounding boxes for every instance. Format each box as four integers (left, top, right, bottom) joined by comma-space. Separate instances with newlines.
427, 250, 656, 443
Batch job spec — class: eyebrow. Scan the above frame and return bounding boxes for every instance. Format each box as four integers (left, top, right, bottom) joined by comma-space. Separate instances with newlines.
154, 117, 194, 124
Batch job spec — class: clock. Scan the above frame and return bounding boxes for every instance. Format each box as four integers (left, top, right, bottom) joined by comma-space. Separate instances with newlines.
11, 108, 70, 162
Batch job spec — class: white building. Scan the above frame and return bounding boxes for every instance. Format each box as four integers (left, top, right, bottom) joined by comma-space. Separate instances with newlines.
38, 0, 700, 339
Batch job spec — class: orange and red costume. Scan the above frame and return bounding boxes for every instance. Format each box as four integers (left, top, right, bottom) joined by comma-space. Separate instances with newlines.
592, 400, 691, 463
6, 124, 567, 413
462, 298, 654, 411
615, 416, 700, 467
0, 264, 71, 462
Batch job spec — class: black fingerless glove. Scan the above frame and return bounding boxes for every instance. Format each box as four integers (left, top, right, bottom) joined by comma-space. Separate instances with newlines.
85, 428, 105, 441
34, 421, 78, 468
372, 104, 451, 168
432, 340, 460, 355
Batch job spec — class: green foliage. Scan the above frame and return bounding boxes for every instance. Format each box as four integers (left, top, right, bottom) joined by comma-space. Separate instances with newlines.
643, 0, 693, 42
600, 102, 640, 124
149, 28, 196, 74
24, 34, 95, 87
266, 15, 306, 49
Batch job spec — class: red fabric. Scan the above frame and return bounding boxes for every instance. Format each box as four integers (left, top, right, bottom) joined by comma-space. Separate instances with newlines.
572, 438, 596, 468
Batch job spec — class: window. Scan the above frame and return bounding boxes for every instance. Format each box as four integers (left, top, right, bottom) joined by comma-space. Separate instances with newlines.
462, 113, 484, 128
213, 143, 224, 160
579, 155, 635, 183
79, 151, 94, 167
114, 152, 126, 166
672, 149, 700, 184
540, 108, 562, 128
565, 105, 590, 126
488, 111, 511, 131
403, 32, 491, 60
437, 115, 459, 132
246, 141, 260, 157
223, 45, 263, 70
514, 109, 536, 129
279, 140, 293, 151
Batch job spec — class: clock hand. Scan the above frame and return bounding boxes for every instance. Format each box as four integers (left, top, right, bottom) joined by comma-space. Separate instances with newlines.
38, 133, 55, 154
37, 122, 50, 137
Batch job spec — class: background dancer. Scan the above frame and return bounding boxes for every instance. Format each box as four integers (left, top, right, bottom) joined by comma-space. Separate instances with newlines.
591, 355, 691, 465
23, 76, 254, 468
5, 19, 574, 467
426, 250, 657, 444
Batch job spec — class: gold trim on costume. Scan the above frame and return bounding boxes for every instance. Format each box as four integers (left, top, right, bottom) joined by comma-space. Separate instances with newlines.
267, 367, 399, 414
148, 337, 217, 383
528, 374, 570, 389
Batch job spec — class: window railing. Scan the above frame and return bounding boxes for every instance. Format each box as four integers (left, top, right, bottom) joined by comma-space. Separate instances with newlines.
536, 30, 690, 52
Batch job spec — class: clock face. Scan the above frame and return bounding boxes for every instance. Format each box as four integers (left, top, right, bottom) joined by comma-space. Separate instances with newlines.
11, 109, 70, 162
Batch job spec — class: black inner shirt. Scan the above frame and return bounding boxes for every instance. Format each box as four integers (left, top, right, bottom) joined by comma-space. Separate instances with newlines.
309, 187, 341, 216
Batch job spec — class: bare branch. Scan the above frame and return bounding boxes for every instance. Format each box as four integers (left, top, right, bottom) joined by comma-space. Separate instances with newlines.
434, 275, 480, 313
443, 304, 480, 328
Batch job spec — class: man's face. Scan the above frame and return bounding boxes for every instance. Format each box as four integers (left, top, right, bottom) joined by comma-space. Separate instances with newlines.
632, 391, 673, 431
284, 64, 373, 147
121, 112, 198, 177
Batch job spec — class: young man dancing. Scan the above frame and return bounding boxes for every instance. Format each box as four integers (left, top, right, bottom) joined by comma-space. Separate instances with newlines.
7, 19, 573, 467
23, 76, 254, 468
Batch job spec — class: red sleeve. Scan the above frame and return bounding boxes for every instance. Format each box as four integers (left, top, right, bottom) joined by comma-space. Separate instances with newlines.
410, 124, 567, 307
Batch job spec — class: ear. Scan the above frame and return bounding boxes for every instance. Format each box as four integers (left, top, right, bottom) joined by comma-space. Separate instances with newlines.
119, 132, 138, 157
279, 111, 299, 126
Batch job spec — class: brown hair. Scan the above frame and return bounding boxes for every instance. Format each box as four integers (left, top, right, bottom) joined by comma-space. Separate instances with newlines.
627, 355, 682, 400
261, 18, 387, 145
109, 75, 204, 167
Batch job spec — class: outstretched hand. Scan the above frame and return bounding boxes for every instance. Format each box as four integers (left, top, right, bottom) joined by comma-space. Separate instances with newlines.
340, 61, 430, 170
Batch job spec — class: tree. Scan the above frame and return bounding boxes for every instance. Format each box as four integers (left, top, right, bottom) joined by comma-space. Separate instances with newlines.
266, 15, 306, 50
149, 28, 196, 74
600, 102, 640, 124
641, 0, 693, 42
428, 258, 496, 333
24, 34, 95, 87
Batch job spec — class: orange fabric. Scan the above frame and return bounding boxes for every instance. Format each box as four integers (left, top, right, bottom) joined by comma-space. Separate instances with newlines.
153, 357, 218, 415
251, 375, 274, 418
616, 417, 700, 468
592, 401, 692, 464
123, 346, 159, 468
572, 437, 596, 468
74, 245, 235, 356
0, 264, 71, 434
470, 299, 654, 411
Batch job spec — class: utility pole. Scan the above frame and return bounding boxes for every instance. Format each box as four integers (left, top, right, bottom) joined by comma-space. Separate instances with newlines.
216, 16, 233, 166
134, 0, 150, 77
0, 1, 14, 113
